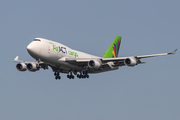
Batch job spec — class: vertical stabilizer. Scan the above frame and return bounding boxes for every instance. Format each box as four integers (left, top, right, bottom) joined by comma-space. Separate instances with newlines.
102, 36, 122, 58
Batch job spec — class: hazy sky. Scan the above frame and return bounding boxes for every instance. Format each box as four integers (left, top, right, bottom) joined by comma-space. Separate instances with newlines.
0, 0, 180, 120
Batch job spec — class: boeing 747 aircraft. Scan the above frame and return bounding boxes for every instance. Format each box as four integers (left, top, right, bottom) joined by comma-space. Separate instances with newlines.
13, 36, 177, 80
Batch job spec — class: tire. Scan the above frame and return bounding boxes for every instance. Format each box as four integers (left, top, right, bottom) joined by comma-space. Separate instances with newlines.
54, 72, 57, 76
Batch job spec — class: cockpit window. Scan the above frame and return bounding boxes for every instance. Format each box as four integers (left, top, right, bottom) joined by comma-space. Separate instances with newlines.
33, 39, 41, 41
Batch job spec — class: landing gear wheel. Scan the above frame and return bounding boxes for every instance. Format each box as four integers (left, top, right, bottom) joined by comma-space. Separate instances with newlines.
67, 71, 75, 79
78, 71, 89, 79
54, 72, 57, 76
54, 72, 61, 80
77, 74, 80, 78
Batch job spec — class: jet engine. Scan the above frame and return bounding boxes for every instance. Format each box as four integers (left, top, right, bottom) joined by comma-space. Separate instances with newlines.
88, 60, 101, 69
16, 63, 27, 71
124, 57, 138, 67
27, 63, 39, 72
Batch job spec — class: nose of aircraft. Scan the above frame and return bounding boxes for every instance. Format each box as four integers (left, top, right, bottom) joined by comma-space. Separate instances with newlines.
27, 43, 33, 53
27, 42, 40, 59
27, 42, 36, 54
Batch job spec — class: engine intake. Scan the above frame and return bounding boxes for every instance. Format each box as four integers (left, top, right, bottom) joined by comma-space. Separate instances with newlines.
27, 63, 39, 72
88, 60, 101, 69
124, 57, 138, 67
16, 63, 27, 71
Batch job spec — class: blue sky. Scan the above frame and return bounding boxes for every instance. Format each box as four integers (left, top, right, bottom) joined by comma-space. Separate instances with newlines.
0, 0, 180, 120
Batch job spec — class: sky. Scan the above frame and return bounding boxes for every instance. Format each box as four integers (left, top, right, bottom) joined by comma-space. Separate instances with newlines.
0, 0, 180, 120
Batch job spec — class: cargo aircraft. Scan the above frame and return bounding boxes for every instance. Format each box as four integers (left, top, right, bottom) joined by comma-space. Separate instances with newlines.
13, 36, 177, 80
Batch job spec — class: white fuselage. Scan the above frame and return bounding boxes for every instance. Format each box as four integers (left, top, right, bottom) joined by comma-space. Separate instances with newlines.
27, 38, 100, 71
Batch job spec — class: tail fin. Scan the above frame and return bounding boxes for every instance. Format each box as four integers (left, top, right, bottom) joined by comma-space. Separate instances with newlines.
102, 36, 122, 58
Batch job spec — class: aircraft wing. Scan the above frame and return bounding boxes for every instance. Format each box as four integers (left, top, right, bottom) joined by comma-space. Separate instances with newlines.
13, 56, 48, 70
101, 49, 178, 62
13, 56, 25, 63
13, 56, 44, 64
65, 49, 177, 66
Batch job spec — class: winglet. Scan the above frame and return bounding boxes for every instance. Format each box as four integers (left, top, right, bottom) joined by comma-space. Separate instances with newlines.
13, 56, 19, 62
13, 56, 24, 63
168, 49, 178, 55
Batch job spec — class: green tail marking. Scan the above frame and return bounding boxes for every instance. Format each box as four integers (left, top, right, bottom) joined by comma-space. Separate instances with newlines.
102, 36, 122, 58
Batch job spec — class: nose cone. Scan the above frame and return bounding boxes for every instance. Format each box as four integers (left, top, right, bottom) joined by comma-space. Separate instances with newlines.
27, 43, 33, 53
27, 42, 36, 55
27, 42, 40, 59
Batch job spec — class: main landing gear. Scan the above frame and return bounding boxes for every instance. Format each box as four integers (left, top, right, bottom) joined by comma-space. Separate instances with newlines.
66, 71, 89, 79
53, 71, 89, 80
54, 72, 61, 80
67, 72, 74, 79
77, 71, 89, 79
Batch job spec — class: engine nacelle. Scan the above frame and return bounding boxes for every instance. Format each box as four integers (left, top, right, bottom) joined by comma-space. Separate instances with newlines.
16, 63, 27, 71
124, 57, 138, 67
88, 60, 101, 69
27, 63, 39, 72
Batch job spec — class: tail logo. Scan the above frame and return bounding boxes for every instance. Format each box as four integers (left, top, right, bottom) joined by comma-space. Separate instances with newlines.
112, 39, 120, 58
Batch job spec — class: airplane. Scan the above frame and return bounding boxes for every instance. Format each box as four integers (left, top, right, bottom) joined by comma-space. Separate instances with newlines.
13, 36, 177, 80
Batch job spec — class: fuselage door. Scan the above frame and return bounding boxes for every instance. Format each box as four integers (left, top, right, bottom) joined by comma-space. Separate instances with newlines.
48, 46, 50, 54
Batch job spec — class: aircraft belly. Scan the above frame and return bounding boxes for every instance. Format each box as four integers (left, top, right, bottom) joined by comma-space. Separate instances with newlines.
58, 62, 82, 70
88, 67, 119, 74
